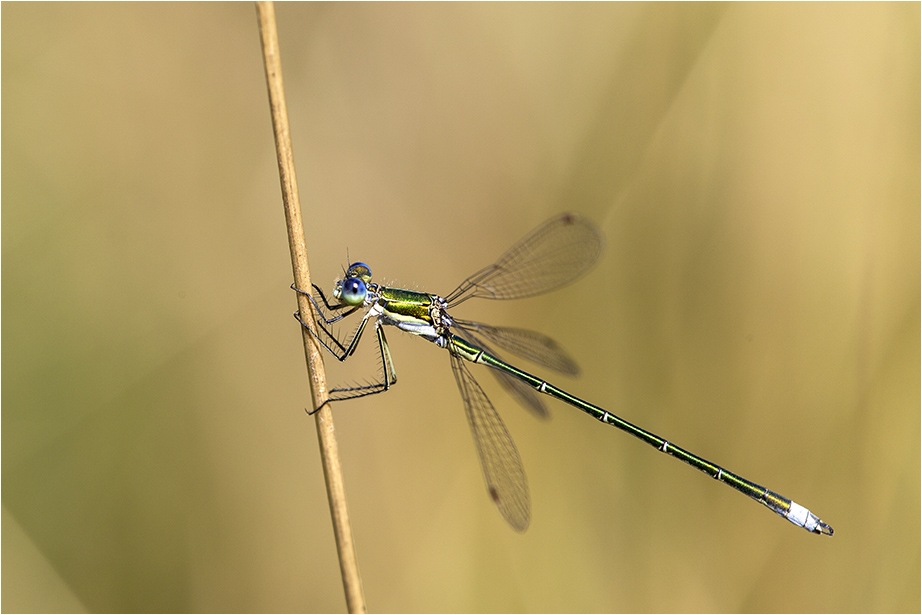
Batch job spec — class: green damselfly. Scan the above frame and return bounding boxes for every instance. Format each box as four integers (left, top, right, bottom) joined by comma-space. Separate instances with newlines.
294, 213, 833, 536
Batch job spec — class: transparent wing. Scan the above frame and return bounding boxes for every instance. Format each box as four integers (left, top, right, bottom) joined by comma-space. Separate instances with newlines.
445, 212, 603, 306
450, 351, 530, 532
453, 323, 551, 419
453, 319, 580, 376
491, 368, 550, 420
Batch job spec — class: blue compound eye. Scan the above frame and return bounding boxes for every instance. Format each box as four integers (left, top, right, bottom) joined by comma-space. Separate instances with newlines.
337, 277, 367, 306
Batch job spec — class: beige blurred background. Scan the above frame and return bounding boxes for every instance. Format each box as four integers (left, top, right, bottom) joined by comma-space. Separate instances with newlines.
3, 3, 918, 612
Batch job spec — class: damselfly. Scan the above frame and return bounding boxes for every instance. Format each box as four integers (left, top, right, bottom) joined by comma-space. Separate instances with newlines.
294, 213, 833, 536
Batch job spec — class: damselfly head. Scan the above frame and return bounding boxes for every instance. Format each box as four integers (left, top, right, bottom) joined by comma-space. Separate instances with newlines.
344, 262, 373, 283
333, 262, 373, 306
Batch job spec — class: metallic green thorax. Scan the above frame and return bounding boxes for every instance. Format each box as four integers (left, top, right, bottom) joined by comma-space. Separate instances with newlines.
376, 287, 434, 324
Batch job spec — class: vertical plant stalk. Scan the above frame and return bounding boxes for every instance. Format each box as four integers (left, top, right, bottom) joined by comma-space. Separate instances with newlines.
256, 3, 366, 613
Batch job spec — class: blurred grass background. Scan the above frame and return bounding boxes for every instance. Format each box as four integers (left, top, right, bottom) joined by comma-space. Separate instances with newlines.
2, 3, 918, 612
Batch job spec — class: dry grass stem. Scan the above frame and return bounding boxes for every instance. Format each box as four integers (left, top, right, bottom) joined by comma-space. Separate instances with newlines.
256, 2, 366, 612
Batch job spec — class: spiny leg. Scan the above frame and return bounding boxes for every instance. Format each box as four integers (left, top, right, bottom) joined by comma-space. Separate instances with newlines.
302, 321, 399, 414
291, 283, 363, 356
293, 308, 364, 360
324, 323, 398, 403
292, 283, 359, 325
291, 281, 376, 360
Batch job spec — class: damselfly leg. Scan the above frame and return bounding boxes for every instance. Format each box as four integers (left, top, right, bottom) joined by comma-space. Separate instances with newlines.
293, 283, 397, 405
